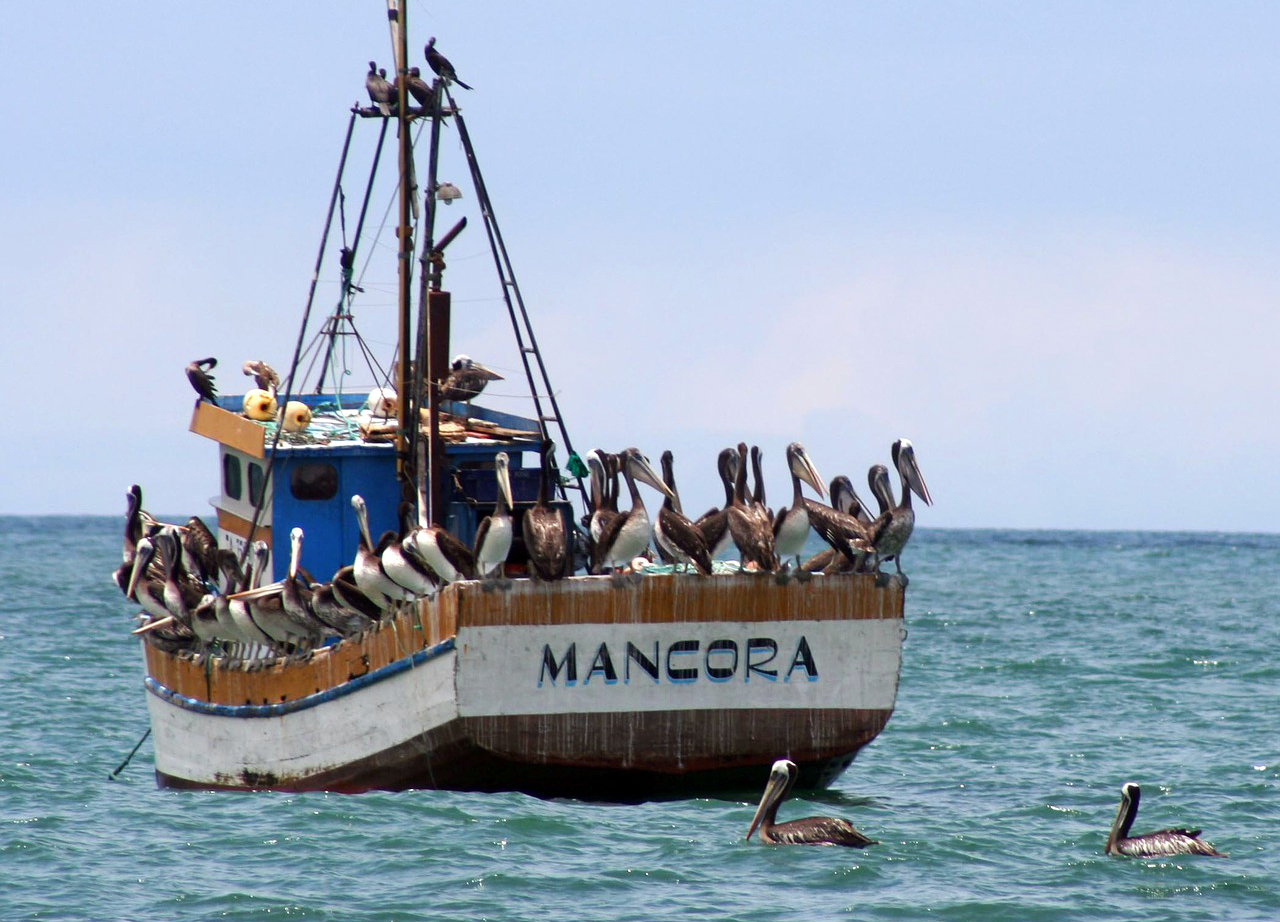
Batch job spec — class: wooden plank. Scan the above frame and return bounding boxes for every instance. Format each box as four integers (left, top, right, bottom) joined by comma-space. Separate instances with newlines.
189, 401, 266, 458
216, 508, 272, 548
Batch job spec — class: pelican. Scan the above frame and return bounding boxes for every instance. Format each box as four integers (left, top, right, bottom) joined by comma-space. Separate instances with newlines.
524, 441, 569, 580
1105, 783, 1226, 858
727, 443, 777, 572
224, 542, 276, 650
653, 450, 712, 575
867, 438, 933, 582
473, 453, 514, 581
425, 36, 473, 90
746, 759, 877, 848
242, 360, 279, 394
594, 448, 676, 578
185, 357, 217, 404
773, 443, 826, 576
750, 446, 773, 524
366, 61, 394, 115
280, 527, 326, 648
406, 519, 477, 585
155, 532, 207, 641
585, 450, 620, 573
351, 495, 409, 605
113, 484, 148, 595
695, 448, 738, 559
126, 536, 186, 637
381, 502, 438, 597
439, 354, 501, 404
327, 565, 384, 628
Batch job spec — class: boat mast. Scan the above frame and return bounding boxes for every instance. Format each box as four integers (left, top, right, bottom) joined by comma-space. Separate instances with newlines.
388, 0, 414, 498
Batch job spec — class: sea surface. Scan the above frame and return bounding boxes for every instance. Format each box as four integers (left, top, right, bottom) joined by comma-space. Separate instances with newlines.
1, 517, 1277, 921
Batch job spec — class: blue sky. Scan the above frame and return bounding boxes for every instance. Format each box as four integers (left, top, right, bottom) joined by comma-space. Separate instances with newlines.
3, 2, 1278, 530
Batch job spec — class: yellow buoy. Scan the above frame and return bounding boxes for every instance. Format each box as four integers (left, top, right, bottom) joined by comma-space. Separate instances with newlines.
280, 400, 312, 433
242, 388, 278, 421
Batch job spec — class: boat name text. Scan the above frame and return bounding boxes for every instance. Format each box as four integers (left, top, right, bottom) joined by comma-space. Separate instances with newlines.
536, 636, 818, 687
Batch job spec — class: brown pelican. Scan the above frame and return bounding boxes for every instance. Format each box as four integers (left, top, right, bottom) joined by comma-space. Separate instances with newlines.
653, 450, 712, 575
425, 37, 473, 90
366, 61, 394, 115
241, 360, 279, 394
695, 448, 738, 559
585, 450, 620, 574
280, 527, 326, 647
867, 438, 933, 583
182, 516, 219, 584
439, 354, 502, 404
351, 495, 408, 605
750, 446, 773, 524
595, 448, 676, 578
317, 565, 382, 633
473, 453, 514, 581
406, 520, 477, 584
185, 357, 217, 404
523, 441, 569, 580
155, 532, 209, 641
727, 443, 777, 572
773, 443, 826, 576
747, 759, 876, 848
127, 536, 189, 639
1105, 783, 1226, 858
381, 502, 438, 598
223, 543, 276, 650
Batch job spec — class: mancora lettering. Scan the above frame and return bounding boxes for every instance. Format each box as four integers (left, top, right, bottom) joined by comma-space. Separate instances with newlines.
536, 636, 818, 687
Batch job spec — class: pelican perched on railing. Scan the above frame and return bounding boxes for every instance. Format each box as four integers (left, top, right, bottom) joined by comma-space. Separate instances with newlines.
351, 495, 410, 605
653, 450, 712, 575
474, 452, 514, 583
1104, 783, 1226, 858
695, 448, 738, 560
727, 443, 777, 572
867, 438, 933, 583
746, 759, 877, 848
523, 441, 569, 581
772, 443, 826, 578
594, 448, 675, 579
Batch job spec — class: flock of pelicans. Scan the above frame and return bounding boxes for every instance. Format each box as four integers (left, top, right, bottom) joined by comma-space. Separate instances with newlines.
111, 436, 931, 658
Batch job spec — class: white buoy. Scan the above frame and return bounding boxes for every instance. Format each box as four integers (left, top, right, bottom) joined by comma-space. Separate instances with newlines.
243, 388, 278, 421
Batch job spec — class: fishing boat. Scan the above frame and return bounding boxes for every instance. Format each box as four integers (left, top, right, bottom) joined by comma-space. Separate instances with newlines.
121, 4, 911, 800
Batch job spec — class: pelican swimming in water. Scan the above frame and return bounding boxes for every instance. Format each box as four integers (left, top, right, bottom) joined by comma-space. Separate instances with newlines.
727, 443, 778, 572
185, 357, 218, 405
439, 354, 502, 404
366, 61, 395, 115
746, 759, 877, 848
524, 441, 569, 581
594, 448, 675, 579
772, 443, 826, 578
1104, 783, 1226, 858
474, 453, 514, 582
867, 438, 933, 583
653, 450, 712, 575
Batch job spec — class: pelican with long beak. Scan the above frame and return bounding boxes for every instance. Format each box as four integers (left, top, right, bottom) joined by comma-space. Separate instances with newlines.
746, 759, 876, 848
595, 448, 676, 578
351, 495, 409, 605
381, 502, 438, 598
727, 443, 778, 572
1104, 783, 1226, 858
405, 519, 477, 585
773, 443, 826, 578
473, 453, 514, 582
585, 450, 620, 574
695, 448, 738, 560
523, 441, 569, 580
868, 438, 933, 583
653, 450, 712, 575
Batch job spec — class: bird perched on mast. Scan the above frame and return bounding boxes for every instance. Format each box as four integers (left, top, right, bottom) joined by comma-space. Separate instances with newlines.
366, 61, 395, 115
425, 37, 473, 90
186, 358, 218, 405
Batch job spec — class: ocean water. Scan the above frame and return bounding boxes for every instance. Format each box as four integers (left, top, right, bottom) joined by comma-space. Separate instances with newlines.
1, 517, 1277, 921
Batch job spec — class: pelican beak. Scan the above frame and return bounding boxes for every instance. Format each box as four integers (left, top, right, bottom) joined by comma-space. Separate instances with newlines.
497, 456, 514, 509
132, 615, 175, 635
228, 582, 286, 602
632, 453, 676, 501
746, 765, 790, 841
904, 447, 933, 506
793, 445, 825, 497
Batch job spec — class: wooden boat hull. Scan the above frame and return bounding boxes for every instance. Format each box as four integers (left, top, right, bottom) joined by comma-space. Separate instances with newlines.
143, 573, 905, 799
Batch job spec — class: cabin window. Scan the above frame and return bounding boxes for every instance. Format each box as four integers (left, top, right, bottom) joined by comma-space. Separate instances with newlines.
290, 462, 338, 501
248, 462, 266, 506
223, 453, 243, 500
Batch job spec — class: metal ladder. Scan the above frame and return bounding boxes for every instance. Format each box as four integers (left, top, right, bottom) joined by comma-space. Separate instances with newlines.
448, 98, 588, 505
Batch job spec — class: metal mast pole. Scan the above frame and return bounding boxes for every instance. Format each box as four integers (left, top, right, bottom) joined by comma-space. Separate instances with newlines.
389, 0, 414, 496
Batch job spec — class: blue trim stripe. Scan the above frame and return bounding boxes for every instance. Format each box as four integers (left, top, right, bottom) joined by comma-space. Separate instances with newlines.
145, 638, 456, 719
